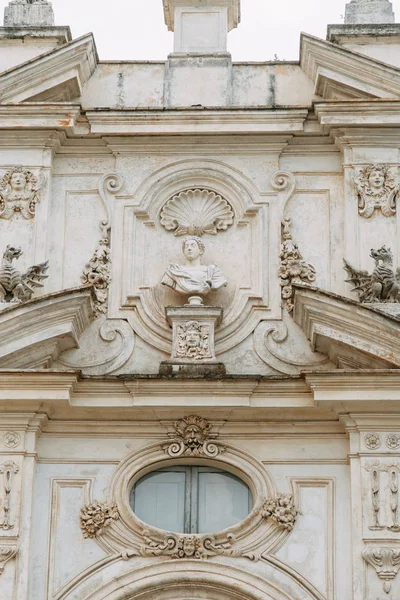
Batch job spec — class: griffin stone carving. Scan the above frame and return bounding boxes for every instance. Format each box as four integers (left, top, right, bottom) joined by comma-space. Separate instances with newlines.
0, 246, 49, 304
344, 246, 400, 303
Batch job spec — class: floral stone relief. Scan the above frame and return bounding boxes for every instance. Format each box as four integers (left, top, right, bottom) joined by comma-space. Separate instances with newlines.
160, 188, 234, 237
0, 167, 42, 220
355, 164, 399, 218
81, 235, 111, 316
80, 501, 119, 539
279, 218, 316, 313
344, 246, 400, 303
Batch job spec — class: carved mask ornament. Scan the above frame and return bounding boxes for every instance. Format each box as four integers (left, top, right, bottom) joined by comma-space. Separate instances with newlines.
355, 164, 399, 218
0, 167, 42, 220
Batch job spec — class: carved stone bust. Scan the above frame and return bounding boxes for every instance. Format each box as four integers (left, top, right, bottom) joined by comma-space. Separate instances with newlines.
161, 236, 227, 299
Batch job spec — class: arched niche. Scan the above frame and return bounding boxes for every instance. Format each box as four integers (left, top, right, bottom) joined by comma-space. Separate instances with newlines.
80, 561, 292, 600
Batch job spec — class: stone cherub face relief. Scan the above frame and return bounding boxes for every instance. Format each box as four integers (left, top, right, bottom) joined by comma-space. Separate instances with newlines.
369, 169, 385, 192
10, 172, 27, 192
161, 235, 227, 304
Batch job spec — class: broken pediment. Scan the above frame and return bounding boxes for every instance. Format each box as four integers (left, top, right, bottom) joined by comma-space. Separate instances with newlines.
293, 284, 400, 369
0, 287, 94, 369
0, 33, 97, 102
300, 33, 400, 100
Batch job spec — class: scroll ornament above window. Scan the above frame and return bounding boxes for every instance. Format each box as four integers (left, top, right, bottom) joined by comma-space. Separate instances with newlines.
354, 164, 399, 218
79, 415, 301, 562
162, 415, 225, 457
160, 189, 234, 236
0, 167, 43, 220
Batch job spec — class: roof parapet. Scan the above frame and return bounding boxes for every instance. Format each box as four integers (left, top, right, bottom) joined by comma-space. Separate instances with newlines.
4, 0, 55, 27
163, 0, 240, 55
344, 0, 395, 25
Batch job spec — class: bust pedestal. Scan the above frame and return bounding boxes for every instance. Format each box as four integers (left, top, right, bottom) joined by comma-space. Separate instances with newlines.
160, 297, 225, 376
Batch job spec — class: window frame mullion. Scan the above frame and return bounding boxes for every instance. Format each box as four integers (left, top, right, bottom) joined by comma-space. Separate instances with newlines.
190, 466, 199, 533
184, 466, 192, 534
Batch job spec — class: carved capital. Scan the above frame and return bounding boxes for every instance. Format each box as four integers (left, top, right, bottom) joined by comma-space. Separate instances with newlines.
162, 415, 225, 458
363, 547, 400, 594
80, 501, 119, 539
0, 546, 18, 575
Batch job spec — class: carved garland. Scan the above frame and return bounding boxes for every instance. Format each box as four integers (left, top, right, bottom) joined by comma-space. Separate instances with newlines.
279, 218, 316, 313
80, 416, 300, 562
81, 237, 111, 316
81, 173, 122, 317
80, 501, 119, 539
0, 461, 19, 530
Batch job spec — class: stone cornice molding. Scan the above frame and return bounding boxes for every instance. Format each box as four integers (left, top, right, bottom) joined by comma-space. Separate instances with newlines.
1, 369, 400, 415
0, 104, 85, 135
0, 33, 97, 102
301, 33, 400, 99
0, 287, 94, 370
293, 284, 400, 369
85, 108, 308, 136
314, 100, 400, 135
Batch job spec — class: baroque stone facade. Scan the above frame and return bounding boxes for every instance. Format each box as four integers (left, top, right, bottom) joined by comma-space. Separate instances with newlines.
1, 1, 400, 600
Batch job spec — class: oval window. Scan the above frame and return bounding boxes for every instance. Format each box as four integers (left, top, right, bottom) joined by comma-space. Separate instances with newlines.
130, 466, 253, 534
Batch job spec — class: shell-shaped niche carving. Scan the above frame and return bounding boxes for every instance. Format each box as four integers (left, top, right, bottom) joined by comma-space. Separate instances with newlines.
160, 189, 234, 237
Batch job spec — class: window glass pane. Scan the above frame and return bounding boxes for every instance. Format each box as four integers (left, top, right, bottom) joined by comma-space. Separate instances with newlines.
132, 470, 186, 533
196, 470, 252, 533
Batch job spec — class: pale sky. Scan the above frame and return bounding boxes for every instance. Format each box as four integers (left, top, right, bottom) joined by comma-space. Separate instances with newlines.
2, 0, 400, 62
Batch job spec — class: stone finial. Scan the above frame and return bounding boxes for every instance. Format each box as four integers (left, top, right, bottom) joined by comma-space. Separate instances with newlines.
163, 0, 240, 54
4, 0, 55, 28
344, 0, 395, 24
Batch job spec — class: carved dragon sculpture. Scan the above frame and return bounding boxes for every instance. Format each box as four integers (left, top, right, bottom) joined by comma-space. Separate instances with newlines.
0, 245, 49, 304
344, 246, 400, 303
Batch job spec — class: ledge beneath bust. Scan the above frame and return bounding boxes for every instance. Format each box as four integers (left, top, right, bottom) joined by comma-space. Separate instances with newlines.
327, 23, 400, 46
0, 25, 71, 43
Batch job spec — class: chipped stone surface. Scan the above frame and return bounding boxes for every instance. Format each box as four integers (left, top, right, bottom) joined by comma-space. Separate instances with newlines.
0, 2, 400, 600
345, 0, 395, 25
4, 0, 55, 27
